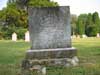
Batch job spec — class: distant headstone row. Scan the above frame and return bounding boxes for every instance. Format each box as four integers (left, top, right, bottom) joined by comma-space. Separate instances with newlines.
12, 32, 100, 41
71, 34, 87, 38
71, 33, 100, 38
12, 31, 30, 42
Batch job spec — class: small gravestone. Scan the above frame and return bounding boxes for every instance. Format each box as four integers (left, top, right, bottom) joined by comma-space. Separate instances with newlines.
12, 32, 17, 41
82, 34, 87, 38
22, 6, 78, 75
25, 31, 30, 42
97, 33, 100, 38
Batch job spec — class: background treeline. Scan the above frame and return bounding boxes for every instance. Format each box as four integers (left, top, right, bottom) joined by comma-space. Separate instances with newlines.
71, 12, 100, 37
0, 0, 100, 40
0, 0, 58, 39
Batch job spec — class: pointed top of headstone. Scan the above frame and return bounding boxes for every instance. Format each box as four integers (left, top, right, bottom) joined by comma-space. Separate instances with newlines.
12, 32, 17, 37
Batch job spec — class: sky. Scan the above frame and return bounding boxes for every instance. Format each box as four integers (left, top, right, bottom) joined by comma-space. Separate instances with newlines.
0, 0, 100, 16
0, 0, 8, 10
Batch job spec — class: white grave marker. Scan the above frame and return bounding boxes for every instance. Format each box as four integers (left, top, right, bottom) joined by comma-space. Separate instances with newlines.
12, 32, 17, 41
25, 31, 30, 42
97, 33, 100, 38
82, 34, 87, 38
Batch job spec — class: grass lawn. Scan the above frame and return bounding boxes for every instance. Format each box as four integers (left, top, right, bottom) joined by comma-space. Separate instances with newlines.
0, 38, 100, 75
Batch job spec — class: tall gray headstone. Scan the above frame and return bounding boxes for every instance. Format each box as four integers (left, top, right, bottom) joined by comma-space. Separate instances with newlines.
29, 6, 71, 49
22, 6, 78, 75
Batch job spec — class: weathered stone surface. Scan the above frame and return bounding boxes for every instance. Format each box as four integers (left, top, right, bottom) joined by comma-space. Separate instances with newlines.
26, 47, 76, 59
22, 6, 78, 74
28, 6, 71, 49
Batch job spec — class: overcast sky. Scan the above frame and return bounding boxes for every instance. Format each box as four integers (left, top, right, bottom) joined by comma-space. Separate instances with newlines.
0, 0, 100, 16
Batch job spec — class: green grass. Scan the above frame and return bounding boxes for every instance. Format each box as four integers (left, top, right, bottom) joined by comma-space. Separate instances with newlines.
0, 40, 30, 64
72, 38, 100, 64
0, 38, 100, 75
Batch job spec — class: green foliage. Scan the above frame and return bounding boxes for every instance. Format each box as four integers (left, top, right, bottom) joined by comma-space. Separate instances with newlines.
5, 3, 28, 28
92, 12, 100, 33
0, 2, 28, 39
76, 14, 87, 36
76, 12, 100, 37
0, 25, 3, 39
16, 0, 58, 9
0, 32, 3, 40
0, 26, 15, 39
0, 0, 58, 40
86, 24, 97, 36
15, 28, 27, 39
85, 13, 93, 36
85, 12, 100, 36
28, 0, 58, 7
71, 14, 78, 35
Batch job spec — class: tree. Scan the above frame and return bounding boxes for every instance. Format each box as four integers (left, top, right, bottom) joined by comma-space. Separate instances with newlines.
16, 0, 58, 10
0, 0, 58, 39
0, 2, 28, 39
28, 0, 58, 7
85, 12, 100, 36
76, 14, 87, 36
85, 13, 93, 36
92, 12, 100, 33
71, 14, 77, 35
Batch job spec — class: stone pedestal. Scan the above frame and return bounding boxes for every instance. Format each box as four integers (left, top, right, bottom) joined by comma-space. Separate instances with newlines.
24, 47, 77, 66
22, 48, 77, 75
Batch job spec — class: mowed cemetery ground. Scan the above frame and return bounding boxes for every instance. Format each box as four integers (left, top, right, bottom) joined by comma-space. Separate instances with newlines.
0, 38, 100, 75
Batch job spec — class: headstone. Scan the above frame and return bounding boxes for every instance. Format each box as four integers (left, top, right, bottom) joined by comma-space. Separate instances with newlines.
82, 34, 87, 38
97, 33, 100, 38
22, 6, 78, 75
25, 31, 30, 42
12, 32, 17, 41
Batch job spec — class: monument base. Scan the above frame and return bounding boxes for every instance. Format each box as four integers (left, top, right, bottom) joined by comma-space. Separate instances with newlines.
22, 47, 78, 67
22, 47, 78, 75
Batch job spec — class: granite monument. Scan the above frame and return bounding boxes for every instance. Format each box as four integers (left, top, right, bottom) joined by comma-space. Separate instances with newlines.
22, 6, 78, 75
